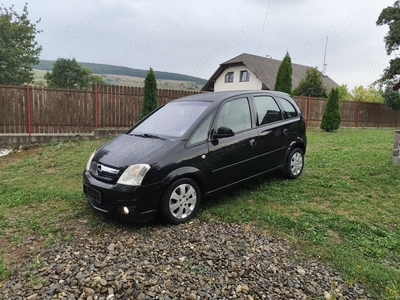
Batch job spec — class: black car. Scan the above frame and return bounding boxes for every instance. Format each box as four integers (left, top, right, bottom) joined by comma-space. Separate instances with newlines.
83, 90, 306, 224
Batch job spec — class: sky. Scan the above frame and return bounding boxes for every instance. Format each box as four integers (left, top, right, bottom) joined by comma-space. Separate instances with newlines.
3, 0, 396, 89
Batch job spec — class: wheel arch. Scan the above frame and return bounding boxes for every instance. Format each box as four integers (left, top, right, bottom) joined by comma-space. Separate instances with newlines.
286, 138, 306, 160
161, 166, 207, 198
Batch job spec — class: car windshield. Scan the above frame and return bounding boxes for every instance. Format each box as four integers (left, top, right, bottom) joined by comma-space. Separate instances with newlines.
130, 101, 212, 138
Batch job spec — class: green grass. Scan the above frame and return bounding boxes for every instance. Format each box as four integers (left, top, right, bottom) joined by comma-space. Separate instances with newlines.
0, 128, 400, 298
199, 128, 400, 299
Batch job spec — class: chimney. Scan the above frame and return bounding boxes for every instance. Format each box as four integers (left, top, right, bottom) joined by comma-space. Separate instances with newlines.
322, 63, 327, 76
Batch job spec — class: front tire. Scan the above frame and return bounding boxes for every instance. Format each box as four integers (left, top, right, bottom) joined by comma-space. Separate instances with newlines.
160, 178, 201, 224
283, 148, 304, 179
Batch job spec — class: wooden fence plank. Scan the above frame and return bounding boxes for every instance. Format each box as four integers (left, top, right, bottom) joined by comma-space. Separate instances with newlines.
1, 84, 400, 134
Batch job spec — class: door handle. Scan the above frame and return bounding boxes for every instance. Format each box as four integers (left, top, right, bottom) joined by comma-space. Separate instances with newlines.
249, 138, 256, 146
283, 129, 289, 136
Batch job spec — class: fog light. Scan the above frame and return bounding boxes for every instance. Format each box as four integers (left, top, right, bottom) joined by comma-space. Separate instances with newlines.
122, 206, 130, 215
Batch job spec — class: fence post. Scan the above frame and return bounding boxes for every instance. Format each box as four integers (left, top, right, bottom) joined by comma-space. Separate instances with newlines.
356, 100, 360, 128
26, 83, 32, 136
377, 103, 380, 128
306, 94, 311, 127
94, 82, 99, 129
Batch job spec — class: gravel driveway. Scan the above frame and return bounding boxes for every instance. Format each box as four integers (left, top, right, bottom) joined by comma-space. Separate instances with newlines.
1, 219, 371, 299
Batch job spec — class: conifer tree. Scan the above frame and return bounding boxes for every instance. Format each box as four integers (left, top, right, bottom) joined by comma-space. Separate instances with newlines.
139, 67, 158, 120
293, 68, 327, 98
320, 87, 341, 132
274, 52, 292, 95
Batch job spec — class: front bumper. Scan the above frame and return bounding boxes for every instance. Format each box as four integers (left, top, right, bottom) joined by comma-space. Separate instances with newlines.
82, 170, 168, 222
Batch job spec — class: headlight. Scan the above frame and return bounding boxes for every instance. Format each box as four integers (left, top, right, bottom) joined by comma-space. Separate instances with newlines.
117, 164, 150, 186
86, 150, 96, 171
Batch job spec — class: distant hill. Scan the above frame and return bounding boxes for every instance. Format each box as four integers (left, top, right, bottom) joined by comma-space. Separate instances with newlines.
34, 60, 207, 85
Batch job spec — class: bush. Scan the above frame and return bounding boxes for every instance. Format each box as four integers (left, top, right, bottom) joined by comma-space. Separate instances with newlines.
274, 52, 292, 96
293, 68, 327, 98
320, 87, 341, 132
139, 68, 158, 120
382, 87, 400, 110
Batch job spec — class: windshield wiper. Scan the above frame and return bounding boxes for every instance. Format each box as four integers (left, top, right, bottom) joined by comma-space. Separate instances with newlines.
131, 133, 166, 140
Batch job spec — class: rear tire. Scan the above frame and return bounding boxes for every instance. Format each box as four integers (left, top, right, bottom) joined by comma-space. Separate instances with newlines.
160, 178, 201, 224
283, 148, 304, 179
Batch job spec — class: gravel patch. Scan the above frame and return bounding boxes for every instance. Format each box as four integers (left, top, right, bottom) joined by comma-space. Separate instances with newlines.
0, 219, 372, 299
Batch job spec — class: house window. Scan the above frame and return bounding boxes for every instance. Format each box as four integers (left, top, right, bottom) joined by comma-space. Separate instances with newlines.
240, 70, 250, 82
225, 72, 234, 83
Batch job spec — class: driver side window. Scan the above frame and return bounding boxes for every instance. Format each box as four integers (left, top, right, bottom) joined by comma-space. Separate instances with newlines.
216, 98, 251, 133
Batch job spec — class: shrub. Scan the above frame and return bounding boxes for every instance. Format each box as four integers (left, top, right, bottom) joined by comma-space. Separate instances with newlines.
139, 68, 158, 120
274, 52, 292, 96
293, 68, 327, 98
382, 86, 400, 110
320, 87, 341, 132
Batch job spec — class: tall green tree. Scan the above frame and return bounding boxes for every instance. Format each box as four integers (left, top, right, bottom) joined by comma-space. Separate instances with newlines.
0, 3, 42, 85
139, 67, 158, 120
292, 68, 327, 98
274, 52, 292, 95
320, 87, 341, 132
376, 1, 400, 84
44, 58, 92, 89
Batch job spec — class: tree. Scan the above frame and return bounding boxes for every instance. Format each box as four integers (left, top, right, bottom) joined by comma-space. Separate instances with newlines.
44, 58, 92, 89
383, 84, 400, 110
292, 68, 327, 97
351, 85, 384, 103
90, 73, 106, 85
320, 87, 341, 132
337, 84, 352, 101
0, 3, 42, 85
376, 1, 400, 85
139, 67, 158, 120
274, 52, 292, 95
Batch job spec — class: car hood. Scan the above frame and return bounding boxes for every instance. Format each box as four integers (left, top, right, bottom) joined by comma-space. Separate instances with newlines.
93, 134, 178, 169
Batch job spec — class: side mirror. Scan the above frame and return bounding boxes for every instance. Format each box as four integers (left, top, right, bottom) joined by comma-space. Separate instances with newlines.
213, 126, 234, 139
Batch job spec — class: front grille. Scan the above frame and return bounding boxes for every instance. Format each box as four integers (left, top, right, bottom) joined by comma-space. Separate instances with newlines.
90, 161, 119, 182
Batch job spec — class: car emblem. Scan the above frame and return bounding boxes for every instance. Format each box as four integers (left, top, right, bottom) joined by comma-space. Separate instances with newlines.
92, 162, 102, 175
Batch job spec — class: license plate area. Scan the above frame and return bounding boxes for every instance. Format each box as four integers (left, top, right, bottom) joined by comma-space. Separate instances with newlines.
83, 184, 102, 205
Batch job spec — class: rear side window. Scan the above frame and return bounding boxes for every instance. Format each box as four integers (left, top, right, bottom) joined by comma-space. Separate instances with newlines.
278, 98, 298, 119
253, 96, 283, 126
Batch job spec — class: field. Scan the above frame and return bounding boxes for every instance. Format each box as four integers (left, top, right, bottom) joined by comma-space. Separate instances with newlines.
33, 69, 203, 91
0, 128, 399, 298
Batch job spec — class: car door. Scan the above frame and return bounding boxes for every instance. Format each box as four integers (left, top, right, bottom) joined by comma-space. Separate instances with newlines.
206, 96, 260, 192
252, 95, 290, 172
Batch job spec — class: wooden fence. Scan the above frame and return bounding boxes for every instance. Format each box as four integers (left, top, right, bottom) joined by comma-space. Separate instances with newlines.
0, 84, 198, 134
0, 84, 399, 134
295, 96, 400, 128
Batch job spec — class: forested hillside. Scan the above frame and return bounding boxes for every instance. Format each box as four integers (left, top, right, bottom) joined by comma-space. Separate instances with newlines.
34, 60, 207, 85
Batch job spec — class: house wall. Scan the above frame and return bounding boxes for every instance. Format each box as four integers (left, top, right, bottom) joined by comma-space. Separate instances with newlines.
214, 66, 262, 91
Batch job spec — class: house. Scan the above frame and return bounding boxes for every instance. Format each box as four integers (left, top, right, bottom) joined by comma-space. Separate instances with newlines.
202, 53, 339, 92
393, 81, 400, 91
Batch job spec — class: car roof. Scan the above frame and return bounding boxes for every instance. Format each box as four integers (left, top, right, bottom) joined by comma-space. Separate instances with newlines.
171, 90, 291, 103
